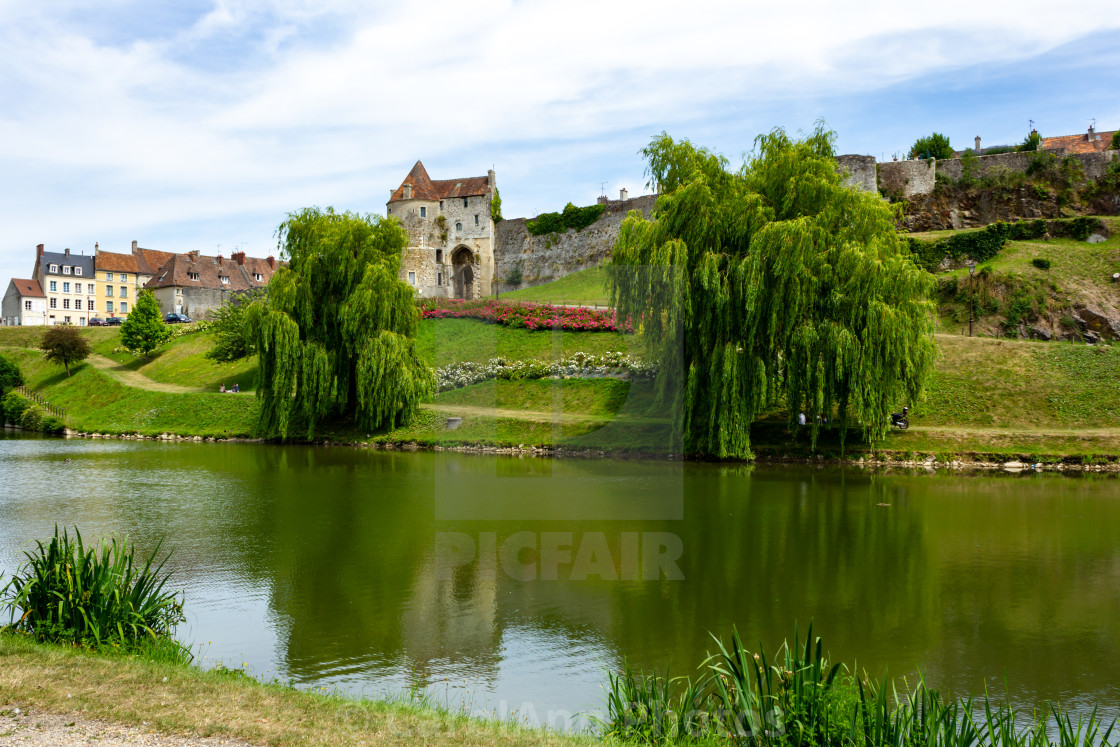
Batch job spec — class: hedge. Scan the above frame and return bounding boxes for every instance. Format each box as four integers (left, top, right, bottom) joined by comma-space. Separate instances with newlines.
908, 217, 1108, 271
526, 202, 606, 236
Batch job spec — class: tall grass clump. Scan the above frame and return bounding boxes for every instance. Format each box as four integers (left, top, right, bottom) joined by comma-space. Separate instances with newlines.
1, 526, 188, 660
599, 624, 1119, 746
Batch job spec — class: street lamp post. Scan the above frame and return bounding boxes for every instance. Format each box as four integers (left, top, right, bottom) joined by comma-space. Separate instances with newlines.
968, 261, 976, 337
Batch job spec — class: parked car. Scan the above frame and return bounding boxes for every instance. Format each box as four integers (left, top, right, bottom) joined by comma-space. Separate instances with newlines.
88, 318, 107, 326
164, 313, 192, 324
105, 316, 123, 326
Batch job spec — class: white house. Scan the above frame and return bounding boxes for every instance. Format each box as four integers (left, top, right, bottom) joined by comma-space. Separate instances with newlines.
1, 278, 47, 326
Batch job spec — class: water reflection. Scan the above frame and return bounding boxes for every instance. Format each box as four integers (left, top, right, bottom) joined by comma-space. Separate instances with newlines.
1, 432, 1118, 723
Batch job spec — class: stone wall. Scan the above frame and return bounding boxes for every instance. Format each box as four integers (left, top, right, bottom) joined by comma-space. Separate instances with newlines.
395, 192, 495, 299
493, 194, 657, 293
877, 159, 936, 198
912, 149, 1117, 187
835, 155, 877, 193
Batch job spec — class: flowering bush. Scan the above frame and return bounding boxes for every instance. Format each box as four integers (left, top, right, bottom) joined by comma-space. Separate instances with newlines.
435, 351, 656, 392
419, 298, 630, 333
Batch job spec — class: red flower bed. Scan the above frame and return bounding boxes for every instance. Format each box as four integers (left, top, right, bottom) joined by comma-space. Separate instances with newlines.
418, 298, 630, 332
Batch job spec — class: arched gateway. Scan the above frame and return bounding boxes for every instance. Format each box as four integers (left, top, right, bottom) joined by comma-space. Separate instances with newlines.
452, 246, 474, 299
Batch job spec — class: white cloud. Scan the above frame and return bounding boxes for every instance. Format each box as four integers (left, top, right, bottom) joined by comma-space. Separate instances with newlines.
2, 0, 1119, 281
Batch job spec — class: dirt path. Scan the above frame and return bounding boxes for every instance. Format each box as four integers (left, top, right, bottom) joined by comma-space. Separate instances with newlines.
0, 705, 253, 746
86, 355, 203, 394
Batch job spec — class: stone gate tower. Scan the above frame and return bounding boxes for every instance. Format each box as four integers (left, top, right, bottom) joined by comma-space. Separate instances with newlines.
386, 161, 496, 299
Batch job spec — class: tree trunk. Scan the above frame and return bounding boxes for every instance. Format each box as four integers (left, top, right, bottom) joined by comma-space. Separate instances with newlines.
64, 361, 70, 377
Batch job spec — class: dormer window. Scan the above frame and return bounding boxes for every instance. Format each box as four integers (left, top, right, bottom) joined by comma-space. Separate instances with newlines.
188, 272, 200, 281
75, 267, 82, 276
49, 264, 58, 273
220, 275, 230, 284
253, 273, 263, 282
63, 266, 71, 275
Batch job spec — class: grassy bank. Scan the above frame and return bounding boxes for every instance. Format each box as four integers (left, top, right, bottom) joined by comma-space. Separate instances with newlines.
501, 267, 612, 306
0, 634, 588, 746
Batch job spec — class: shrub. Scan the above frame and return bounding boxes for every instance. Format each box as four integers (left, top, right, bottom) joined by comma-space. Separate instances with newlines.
1032, 257, 1052, 270
3, 391, 30, 425
418, 298, 629, 332
505, 262, 523, 286
19, 404, 43, 431
490, 187, 502, 224
1019, 130, 1042, 151
526, 202, 606, 236
958, 150, 979, 186
910, 132, 954, 160
39, 415, 65, 434
1112, 130, 1120, 150
207, 289, 262, 362
121, 289, 172, 357
0, 354, 23, 397
0, 526, 187, 655
1006, 219, 1047, 240
908, 222, 1008, 271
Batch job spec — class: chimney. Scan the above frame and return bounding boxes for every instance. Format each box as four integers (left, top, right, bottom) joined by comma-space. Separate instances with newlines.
597, 195, 609, 205
131, 240, 138, 252
266, 255, 276, 269
37, 243, 44, 258
218, 254, 224, 266
975, 135, 981, 153
188, 250, 199, 262
232, 251, 246, 265
64, 248, 70, 258
403, 184, 412, 199
619, 187, 629, 201
94, 242, 99, 255
488, 169, 496, 189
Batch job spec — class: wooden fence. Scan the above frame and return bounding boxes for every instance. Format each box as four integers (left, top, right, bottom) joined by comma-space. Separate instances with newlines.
13, 385, 66, 421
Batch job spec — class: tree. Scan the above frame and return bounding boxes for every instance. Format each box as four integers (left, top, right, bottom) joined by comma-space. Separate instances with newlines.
609, 125, 937, 459
1018, 130, 1042, 152
0, 354, 23, 397
911, 132, 954, 160
120, 290, 172, 357
40, 325, 91, 377
246, 207, 433, 439
208, 288, 264, 362
490, 187, 503, 224
1110, 131, 1120, 151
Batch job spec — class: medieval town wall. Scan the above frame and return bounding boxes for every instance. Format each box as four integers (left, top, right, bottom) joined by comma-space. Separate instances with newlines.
493, 194, 657, 293
835, 155, 877, 193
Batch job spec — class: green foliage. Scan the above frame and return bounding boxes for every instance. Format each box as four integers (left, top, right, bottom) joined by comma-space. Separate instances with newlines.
207, 289, 263, 362
246, 207, 433, 439
1111, 131, 1120, 150
490, 187, 502, 224
40, 415, 64, 433
600, 625, 1120, 747
526, 202, 606, 236
505, 262, 523, 286
0, 353, 23, 397
1019, 130, 1042, 151
120, 290, 172, 357
1032, 257, 1052, 270
19, 404, 42, 431
911, 132, 954, 160
910, 218, 1107, 272
1, 527, 186, 657
2, 391, 30, 425
39, 325, 91, 377
610, 126, 937, 458
958, 150, 979, 186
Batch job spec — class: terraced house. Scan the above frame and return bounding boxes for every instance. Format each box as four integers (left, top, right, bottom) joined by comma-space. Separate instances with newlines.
144, 250, 278, 318
31, 245, 96, 326
93, 241, 176, 319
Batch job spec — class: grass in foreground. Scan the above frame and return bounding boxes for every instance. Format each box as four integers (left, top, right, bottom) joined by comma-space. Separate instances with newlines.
416, 317, 633, 367
0, 634, 591, 746
501, 267, 612, 306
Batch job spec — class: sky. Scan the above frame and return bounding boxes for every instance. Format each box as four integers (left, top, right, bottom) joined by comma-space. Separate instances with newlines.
2, 0, 1120, 283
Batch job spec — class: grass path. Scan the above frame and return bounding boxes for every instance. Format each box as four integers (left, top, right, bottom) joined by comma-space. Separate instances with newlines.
87, 354, 204, 394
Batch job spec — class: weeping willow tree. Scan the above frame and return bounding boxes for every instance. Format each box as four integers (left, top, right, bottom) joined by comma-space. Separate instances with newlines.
247, 208, 433, 439
610, 125, 937, 458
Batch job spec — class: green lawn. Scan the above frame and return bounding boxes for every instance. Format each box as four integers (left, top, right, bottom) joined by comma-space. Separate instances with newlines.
500, 266, 612, 306
5, 348, 259, 437
93, 329, 259, 393
416, 317, 633, 367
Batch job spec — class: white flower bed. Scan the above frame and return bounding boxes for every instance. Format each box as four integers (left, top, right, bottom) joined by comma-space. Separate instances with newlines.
435, 351, 656, 392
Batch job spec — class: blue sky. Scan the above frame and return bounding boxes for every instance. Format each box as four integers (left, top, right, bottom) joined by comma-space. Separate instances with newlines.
2, 0, 1119, 284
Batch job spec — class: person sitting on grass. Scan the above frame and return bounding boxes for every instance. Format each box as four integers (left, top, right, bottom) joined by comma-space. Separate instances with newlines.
219, 384, 225, 393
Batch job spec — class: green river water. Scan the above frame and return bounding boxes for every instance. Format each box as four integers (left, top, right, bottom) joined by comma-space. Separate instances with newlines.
1, 432, 1118, 730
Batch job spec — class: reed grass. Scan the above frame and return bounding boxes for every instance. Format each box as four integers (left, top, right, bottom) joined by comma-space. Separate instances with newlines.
1, 526, 187, 660
600, 624, 1118, 746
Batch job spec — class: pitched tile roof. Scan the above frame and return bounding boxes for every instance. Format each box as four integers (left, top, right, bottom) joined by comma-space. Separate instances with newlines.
1041, 130, 1117, 155
134, 248, 176, 276
145, 251, 278, 292
9, 278, 44, 297
95, 251, 140, 274
388, 160, 491, 203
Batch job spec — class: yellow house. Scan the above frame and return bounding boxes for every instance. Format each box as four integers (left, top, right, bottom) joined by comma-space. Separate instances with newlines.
93, 242, 175, 319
